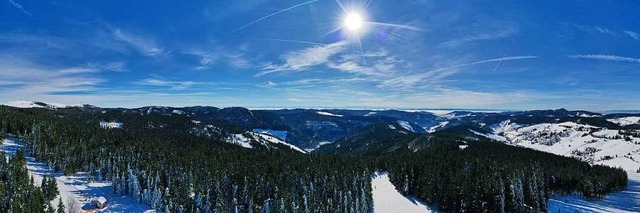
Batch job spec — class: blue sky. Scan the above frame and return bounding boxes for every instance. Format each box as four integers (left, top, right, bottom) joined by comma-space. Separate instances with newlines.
1, 0, 639, 110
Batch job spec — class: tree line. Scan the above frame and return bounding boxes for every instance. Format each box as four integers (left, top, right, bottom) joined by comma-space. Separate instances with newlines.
0, 106, 629, 212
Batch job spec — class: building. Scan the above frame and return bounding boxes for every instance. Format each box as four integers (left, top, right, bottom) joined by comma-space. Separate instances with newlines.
99, 121, 123, 129
92, 197, 107, 209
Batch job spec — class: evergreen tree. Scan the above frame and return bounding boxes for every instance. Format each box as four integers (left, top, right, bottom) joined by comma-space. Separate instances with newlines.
56, 198, 65, 213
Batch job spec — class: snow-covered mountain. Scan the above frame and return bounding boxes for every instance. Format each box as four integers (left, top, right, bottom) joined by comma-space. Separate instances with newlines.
477, 121, 640, 164
470, 119, 640, 212
4, 100, 77, 109
608, 116, 640, 126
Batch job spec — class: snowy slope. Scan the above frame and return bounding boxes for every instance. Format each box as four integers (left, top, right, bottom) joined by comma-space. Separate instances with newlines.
227, 132, 307, 153
253, 132, 308, 153
3, 100, 76, 109
608, 116, 640, 126
427, 121, 449, 133
228, 134, 254, 148
2, 137, 155, 213
252, 129, 288, 141
481, 121, 640, 212
372, 172, 434, 213
487, 121, 640, 163
316, 111, 344, 117
397, 120, 417, 133
548, 158, 640, 212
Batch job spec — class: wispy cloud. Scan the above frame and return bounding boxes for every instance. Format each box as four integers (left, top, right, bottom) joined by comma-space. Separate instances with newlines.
259, 78, 370, 89
136, 78, 202, 90
59, 62, 127, 74
258, 41, 348, 76
575, 25, 640, 41
258, 42, 405, 77
326, 50, 404, 77
186, 47, 251, 70
439, 25, 518, 48
0, 56, 106, 99
7, 0, 33, 17
624, 30, 640, 40
380, 56, 539, 89
569, 54, 640, 63
113, 29, 168, 57
574, 25, 618, 36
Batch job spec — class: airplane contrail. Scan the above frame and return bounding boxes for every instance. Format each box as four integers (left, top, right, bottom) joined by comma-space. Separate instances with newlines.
228, 0, 319, 35
492, 40, 514, 73
368, 22, 423, 31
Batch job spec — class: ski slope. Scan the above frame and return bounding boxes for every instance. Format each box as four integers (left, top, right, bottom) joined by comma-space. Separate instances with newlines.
2, 137, 155, 213
372, 172, 434, 213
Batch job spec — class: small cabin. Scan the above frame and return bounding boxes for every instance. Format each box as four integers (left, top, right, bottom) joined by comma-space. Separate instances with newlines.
92, 197, 107, 209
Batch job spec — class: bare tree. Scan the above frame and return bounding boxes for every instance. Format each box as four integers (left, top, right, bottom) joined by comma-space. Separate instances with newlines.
66, 196, 81, 213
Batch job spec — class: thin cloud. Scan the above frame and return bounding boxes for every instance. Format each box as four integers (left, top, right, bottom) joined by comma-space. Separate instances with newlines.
113, 29, 167, 57
575, 25, 640, 41
624, 30, 640, 40
59, 62, 127, 74
136, 78, 202, 90
574, 25, 618, 36
440, 26, 518, 48
381, 56, 539, 89
257, 41, 348, 76
7, 0, 33, 17
258, 43, 403, 77
569, 54, 640, 63
185, 46, 252, 70
0, 57, 106, 98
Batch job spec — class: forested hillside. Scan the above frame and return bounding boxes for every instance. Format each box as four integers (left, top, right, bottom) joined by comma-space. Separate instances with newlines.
377, 133, 627, 212
0, 105, 629, 212
0, 148, 59, 212
0, 106, 372, 212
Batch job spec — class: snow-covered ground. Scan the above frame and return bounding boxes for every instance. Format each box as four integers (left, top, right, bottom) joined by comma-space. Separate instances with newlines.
371, 172, 434, 213
252, 129, 288, 141
253, 132, 308, 153
304, 141, 332, 152
316, 111, 344, 117
487, 121, 640, 163
397, 120, 418, 133
2, 137, 155, 213
426, 121, 449, 133
548, 158, 640, 212
483, 120, 640, 212
3, 100, 76, 109
608, 116, 640, 126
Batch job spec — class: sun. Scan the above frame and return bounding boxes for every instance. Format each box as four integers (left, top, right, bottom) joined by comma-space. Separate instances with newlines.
343, 12, 364, 32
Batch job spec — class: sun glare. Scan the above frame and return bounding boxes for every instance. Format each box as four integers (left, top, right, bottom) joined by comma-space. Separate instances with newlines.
343, 12, 364, 32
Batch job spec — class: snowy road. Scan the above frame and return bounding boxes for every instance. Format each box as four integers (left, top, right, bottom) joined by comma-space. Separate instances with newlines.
2, 137, 154, 213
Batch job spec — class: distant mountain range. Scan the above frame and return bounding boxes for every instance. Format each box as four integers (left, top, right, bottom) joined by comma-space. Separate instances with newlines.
4, 101, 640, 153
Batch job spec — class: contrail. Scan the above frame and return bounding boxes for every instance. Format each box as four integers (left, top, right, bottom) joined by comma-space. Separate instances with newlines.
228, 0, 319, 35
257, 38, 326, 46
368, 22, 423, 31
491, 40, 514, 73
